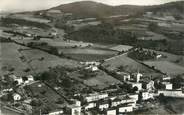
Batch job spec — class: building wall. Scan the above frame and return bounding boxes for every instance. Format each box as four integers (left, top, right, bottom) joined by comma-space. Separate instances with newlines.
85, 93, 108, 102
107, 109, 116, 115
119, 106, 133, 113
157, 90, 184, 98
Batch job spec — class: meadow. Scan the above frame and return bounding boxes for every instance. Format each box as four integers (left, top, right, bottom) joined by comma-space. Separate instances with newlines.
143, 61, 184, 76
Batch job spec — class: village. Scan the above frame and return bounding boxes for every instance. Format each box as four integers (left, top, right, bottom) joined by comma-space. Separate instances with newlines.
1, 1, 184, 115
1, 56, 184, 115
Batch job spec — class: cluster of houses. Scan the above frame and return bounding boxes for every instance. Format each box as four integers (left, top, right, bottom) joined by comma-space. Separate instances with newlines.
1, 69, 184, 115
81, 61, 100, 72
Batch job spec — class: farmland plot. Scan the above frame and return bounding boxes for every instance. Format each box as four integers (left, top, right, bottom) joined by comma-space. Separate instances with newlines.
1, 43, 32, 76
143, 61, 184, 76
69, 70, 121, 90
59, 48, 118, 61
102, 54, 162, 77
109, 45, 133, 52
21, 49, 81, 74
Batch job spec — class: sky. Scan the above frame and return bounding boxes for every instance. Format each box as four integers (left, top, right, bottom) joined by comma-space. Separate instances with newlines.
0, 0, 183, 12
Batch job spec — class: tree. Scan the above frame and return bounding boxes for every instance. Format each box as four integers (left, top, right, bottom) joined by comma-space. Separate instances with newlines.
132, 86, 138, 93
148, 22, 158, 32
62, 78, 72, 88
170, 76, 184, 89
30, 99, 42, 106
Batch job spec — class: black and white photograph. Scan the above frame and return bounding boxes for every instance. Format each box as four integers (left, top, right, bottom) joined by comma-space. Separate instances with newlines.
0, 0, 184, 115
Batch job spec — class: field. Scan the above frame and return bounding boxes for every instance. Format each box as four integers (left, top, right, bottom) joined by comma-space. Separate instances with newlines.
12, 14, 50, 23
69, 70, 121, 89
83, 70, 122, 89
109, 45, 133, 52
164, 98, 184, 114
153, 51, 184, 67
20, 48, 81, 74
143, 61, 184, 76
102, 54, 162, 77
137, 31, 168, 40
0, 42, 81, 76
58, 48, 118, 61
1, 43, 32, 76
24, 81, 64, 112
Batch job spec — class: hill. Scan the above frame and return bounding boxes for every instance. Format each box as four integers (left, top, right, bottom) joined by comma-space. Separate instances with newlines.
149, 1, 184, 14
50, 1, 145, 18
49, 1, 184, 18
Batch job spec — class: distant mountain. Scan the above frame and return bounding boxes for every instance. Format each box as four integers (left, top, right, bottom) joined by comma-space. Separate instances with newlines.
15, 1, 184, 19
148, 1, 184, 17
50, 1, 145, 18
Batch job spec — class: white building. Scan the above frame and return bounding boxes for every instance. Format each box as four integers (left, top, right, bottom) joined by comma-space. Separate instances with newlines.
156, 54, 162, 59
136, 72, 143, 83
14, 77, 23, 85
162, 82, 173, 90
128, 82, 142, 91
84, 93, 108, 102
157, 90, 184, 98
118, 105, 133, 113
48, 110, 63, 115
128, 94, 139, 102
146, 80, 155, 91
84, 102, 96, 110
111, 96, 136, 108
13, 93, 21, 101
85, 65, 99, 71
107, 109, 116, 115
67, 105, 81, 115
9, 74, 23, 85
142, 91, 154, 100
117, 72, 130, 81
98, 102, 109, 111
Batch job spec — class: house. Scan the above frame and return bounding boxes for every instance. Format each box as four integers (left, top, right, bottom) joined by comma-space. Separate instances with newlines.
142, 80, 155, 91
128, 82, 142, 91
84, 93, 108, 102
162, 76, 171, 81
98, 100, 109, 111
162, 82, 173, 90
118, 104, 133, 113
142, 91, 154, 100
135, 72, 143, 83
13, 93, 21, 101
156, 54, 162, 59
9, 74, 23, 85
116, 72, 130, 81
85, 65, 99, 71
128, 94, 139, 102
67, 105, 81, 115
107, 109, 116, 115
48, 109, 64, 115
27, 75, 34, 81
14, 77, 23, 85
84, 102, 96, 110
157, 90, 184, 98
111, 96, 137, 108
111, 98, 122, 107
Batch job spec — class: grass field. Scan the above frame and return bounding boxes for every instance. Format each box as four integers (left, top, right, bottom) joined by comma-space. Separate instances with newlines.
1, 43, 32, 76
153, 51, 184, 67
59, 48, 118, 61
21, 48, 81, 74
24, 81, 64, 112
137, 31, 168, 40
143, 61, 184, 76
83, 70, 122, 89
102, 54, 162, 77
69, 70, 121, 90
109, 45, 133, 52
0, 42, 81, 76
